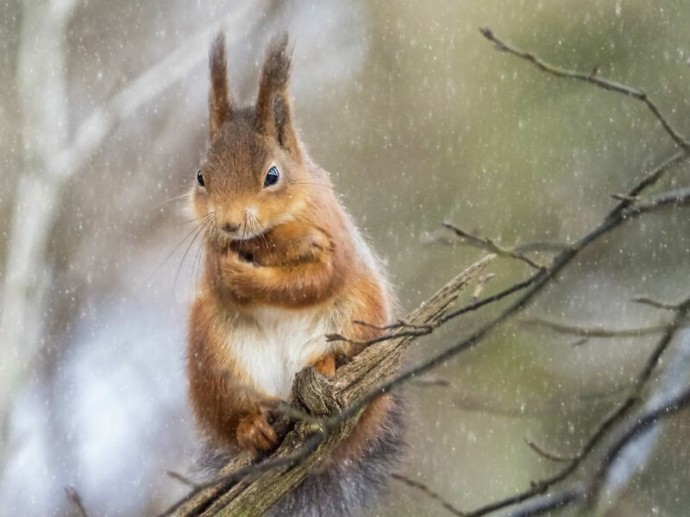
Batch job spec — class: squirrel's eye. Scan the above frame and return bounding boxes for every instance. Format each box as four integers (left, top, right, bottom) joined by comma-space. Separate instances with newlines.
196, 169, 205, 187
263, 166, 280, 188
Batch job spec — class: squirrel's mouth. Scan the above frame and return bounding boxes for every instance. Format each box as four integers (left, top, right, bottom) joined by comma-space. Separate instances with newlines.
228, 239, 261, 264
212, 218, 273, 259
214, 225, 262, 248
236, 250, 255, 263
220, 226, 266, 242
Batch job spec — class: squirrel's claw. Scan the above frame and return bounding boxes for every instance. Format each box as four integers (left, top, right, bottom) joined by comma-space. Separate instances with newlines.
312, 353, 336, 378
237, 412, 279, 454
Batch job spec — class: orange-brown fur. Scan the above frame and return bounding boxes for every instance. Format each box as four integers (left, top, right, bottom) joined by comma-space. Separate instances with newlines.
187, 32, 396, 463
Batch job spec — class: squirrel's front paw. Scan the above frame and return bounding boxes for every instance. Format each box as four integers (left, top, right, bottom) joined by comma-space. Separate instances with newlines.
222, 249, 255, 273
220, 251, 260, 299
236, 412, 279, 454
312, 353, 336, 378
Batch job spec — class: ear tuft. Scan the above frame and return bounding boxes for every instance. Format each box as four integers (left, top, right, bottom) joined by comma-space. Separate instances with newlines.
259, 33, 292, 96
209, 31, 232, 140
255, 34, 300, 154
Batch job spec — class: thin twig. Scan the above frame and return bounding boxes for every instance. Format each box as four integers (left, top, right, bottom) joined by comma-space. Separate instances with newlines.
634, 295, 690, 384
513, 241, 568, 254
472, 273, 495, 300
617, 150, 688, 209
507, 489, 582, 517
392, 473, 466, 516
439, 277, 536, 324
610, 193, 641, 202
411, 377, 452, 388
64, 486, 89, 517
523, 318, 671, 338
353, 319, 434, 332
166, 470, 201, 489
524, 438, 578, 463
479, 27, 690, 150
325, 325, 435, 347
632, 297, 682, 311
443, 222, 546, 271
424, 233, 565, 255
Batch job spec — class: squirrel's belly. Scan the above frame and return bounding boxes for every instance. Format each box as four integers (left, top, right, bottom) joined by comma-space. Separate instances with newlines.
228, 307, 334, 399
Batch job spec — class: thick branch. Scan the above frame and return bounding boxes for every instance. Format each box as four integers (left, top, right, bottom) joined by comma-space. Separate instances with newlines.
167, 255, 495, 516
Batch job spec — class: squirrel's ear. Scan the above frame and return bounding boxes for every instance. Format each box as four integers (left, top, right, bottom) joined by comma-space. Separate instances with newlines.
209, 31, 232, 140
255, 34, 300, 155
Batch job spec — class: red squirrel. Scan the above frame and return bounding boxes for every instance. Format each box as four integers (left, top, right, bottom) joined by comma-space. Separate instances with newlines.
186, 32, 403, 514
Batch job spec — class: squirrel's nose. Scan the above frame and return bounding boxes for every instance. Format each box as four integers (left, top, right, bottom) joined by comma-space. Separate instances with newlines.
221, 222, 240, 234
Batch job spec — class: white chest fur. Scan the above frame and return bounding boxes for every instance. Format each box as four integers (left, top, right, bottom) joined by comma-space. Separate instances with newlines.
228, 307, 334, 399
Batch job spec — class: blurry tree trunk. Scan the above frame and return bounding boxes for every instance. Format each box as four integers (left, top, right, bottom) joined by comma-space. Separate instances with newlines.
0, 0, 261, 462
0, 0, 75, 444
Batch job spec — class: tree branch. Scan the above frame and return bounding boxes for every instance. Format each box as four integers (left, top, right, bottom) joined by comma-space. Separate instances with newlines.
464, 294, 690, 516
64, 486, 90, 517
443, 222, 546, 271
479, 27, 690, 150
392, 473, 465, 516
523, 318, 671, 338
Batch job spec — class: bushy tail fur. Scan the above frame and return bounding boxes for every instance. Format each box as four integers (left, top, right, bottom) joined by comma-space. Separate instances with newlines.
200, 395, 405, 516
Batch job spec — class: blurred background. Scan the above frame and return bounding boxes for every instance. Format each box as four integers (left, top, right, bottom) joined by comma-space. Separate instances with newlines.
2, 0, 690, 515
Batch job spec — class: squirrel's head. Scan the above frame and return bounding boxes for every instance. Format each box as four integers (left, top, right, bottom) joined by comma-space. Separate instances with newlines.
192, 32, 312, 251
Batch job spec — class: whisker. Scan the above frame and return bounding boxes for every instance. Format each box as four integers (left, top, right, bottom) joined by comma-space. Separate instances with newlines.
192, 225, 207, 295
150, 191, 192, 213
245, 212, 264, 249
174, 218, 209, 292
252, 213, 271, 252
154, 215, 210, 279
180, 214, 214, 226
242, 211, 249, 242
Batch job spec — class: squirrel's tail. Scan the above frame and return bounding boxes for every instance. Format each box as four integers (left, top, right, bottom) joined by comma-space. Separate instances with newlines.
200, 395, 405, 516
